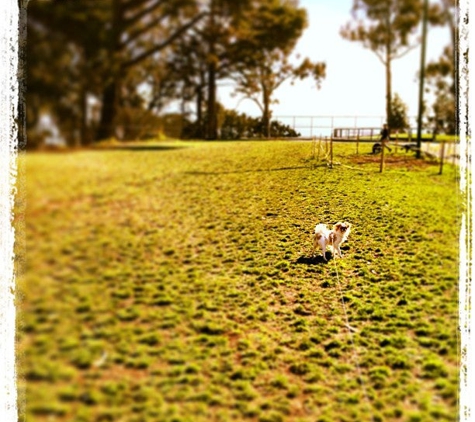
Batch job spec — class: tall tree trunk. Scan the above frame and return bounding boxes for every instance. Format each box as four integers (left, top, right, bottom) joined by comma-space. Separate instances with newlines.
97, 81, 118, 140
79, 87, 88, 146
416, 0, 429, 158
206, 0, 218, 140
196, 85, 204, 138
206, 81, 217, 140
386, 57, 392, 127
449, 4, 459, 133
385, 4, 392, 128
96, 0, 122, 141
263, 96, 271, 138
206, 61, 217, 139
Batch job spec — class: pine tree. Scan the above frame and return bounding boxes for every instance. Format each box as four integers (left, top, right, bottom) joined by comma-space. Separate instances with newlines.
232, 0, 325, 138
341, 0, 423, 129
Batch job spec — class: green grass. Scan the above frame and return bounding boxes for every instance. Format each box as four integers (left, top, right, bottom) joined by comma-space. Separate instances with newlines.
16, 140, 460, 421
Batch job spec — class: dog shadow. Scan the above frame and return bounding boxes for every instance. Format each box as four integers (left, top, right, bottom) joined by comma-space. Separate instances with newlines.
296, 252, 333, 265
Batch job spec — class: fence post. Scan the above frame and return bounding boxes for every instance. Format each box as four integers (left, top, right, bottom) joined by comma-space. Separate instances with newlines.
439, 141, 446, 175
312, 136, 316, 165
317, 136, 321, 161
330, 136, 333, 168
356, 128, 360, 155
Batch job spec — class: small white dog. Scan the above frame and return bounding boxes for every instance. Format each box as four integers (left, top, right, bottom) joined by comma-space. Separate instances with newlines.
312, 221, 352, 260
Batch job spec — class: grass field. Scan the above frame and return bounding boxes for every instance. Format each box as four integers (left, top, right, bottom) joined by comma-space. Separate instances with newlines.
16, 140, 460, 422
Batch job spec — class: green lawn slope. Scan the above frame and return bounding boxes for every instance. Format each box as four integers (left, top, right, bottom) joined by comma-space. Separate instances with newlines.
17, 141, 460, 422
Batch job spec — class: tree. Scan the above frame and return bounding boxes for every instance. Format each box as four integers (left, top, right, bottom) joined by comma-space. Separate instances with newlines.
26, 0, 206, 144
199, 0, 254, 139
341, 0, 423, 128
192, 108, 301, 140
388, 92, 409, 130
159, 31, 210, 138
165, 0, 321, 140
424, 46, 456, 134
424, 0, 458, 134
232, 0, 325, 138
234, 56, 325, 138
26, 1, 110, 146
25, 0, 324, 145
95, 0, 206, 140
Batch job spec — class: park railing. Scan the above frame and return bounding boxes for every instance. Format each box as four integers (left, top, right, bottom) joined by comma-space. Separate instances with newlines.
309, 128, 459, 174
330, 126, 458, 142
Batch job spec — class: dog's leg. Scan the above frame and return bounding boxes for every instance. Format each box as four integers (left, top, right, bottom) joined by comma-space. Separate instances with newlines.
314, 233, 325, 259
329, 233, 337, 259
332, 238, 342, 258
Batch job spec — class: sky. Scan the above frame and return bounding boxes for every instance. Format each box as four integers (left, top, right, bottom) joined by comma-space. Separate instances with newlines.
218, 0, 453, 133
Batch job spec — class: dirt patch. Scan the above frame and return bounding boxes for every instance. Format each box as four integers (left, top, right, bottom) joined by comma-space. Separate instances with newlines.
348, 153, 436, 169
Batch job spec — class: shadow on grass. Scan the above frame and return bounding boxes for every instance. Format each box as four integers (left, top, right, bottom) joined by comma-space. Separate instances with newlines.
349, 152, 436, 168
94, 145, 188, 152
295, 252, 332, 265
185, 165, 320, 176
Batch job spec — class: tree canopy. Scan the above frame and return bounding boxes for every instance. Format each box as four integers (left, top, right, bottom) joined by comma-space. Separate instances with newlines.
341, 0, 424, 128
232, 0, 325, 138
424, 0, 458, 134
389, 92, 410, 130
341, 0, 458, 135
25, 0, 324, 146
26, 0, 205, 144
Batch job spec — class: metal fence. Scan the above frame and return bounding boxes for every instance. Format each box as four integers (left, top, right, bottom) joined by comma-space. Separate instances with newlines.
310, 135, 460, 173
274, 115, 423, 139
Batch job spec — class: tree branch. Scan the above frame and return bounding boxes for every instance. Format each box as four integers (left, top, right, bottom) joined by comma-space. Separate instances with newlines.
123, 0, 166, 29
122, 12, 206, 69
248, 96, 263, 113
120, 14, 167, 49
121, 0, 151, 13
392, 42, 419, 60
374, 51, 386, 65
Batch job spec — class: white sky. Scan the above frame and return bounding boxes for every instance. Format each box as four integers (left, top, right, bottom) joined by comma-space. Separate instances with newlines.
218, 0, 453, 123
